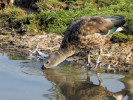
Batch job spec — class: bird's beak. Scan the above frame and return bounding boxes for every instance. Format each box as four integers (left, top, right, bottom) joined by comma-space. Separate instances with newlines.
41, 65, 47, 70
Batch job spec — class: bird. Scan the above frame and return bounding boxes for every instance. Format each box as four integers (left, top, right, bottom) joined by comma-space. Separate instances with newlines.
42, 15, 125, 69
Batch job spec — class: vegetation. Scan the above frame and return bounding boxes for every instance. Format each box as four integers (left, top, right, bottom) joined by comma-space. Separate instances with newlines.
0, 0, 133, 42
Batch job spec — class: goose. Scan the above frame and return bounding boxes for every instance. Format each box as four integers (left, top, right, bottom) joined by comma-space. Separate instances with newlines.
42, 15, 125, 69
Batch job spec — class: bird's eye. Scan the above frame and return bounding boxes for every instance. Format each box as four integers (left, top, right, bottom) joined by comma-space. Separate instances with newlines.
46, 61, 49, 64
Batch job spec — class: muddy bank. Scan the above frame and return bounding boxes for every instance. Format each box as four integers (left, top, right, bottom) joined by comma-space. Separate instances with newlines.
0, 33, 62, 53
0, 32, 133, 72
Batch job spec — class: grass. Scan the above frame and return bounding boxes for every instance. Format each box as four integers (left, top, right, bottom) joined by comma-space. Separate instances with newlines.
111, 32, 131, 43
0, 0, 133, 42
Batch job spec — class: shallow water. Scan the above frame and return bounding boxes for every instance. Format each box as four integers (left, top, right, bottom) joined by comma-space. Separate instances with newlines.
0, 52, 133, 100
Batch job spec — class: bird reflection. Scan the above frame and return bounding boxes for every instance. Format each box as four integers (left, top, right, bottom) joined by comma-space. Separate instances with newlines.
42, 68, 128, 100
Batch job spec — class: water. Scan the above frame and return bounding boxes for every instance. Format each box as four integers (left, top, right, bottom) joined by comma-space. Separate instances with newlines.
0, 52, 133, 100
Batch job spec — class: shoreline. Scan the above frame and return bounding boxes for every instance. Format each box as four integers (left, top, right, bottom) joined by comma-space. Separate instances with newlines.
0, 33, 133, 73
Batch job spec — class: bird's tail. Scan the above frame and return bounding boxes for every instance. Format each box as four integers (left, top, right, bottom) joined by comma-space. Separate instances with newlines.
109, 15, 125, 27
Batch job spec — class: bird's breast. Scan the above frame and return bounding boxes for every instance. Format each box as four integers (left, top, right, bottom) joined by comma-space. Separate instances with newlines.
78, 34, 106, 50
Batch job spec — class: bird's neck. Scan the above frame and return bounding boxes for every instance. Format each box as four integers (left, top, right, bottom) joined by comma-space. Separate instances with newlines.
57, 48, 76, 59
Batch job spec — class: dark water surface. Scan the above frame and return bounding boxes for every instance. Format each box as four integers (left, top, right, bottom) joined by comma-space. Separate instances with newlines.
0, 52, 133, 100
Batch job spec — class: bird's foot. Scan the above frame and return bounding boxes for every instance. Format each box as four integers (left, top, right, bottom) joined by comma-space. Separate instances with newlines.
85, 61, 104, 71
86, 62, 101, 71
85, 63, 94, 70
86, 62, 93, 67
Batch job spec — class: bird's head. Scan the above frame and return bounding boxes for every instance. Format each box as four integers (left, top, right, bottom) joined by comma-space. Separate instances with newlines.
42, 52, 66, 69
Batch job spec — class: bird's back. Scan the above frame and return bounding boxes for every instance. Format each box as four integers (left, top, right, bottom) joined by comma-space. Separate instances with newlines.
60, 15, 125, 51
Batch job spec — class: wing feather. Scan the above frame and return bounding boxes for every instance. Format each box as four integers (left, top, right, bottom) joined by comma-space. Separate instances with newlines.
60, 16, 114, 50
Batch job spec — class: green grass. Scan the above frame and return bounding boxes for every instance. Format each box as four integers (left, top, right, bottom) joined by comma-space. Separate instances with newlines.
0, 0, 133, 42
111, 32, 132, 43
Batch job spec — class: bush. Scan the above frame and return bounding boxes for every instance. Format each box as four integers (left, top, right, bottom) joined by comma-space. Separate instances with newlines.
36, 9, 77, 34
2, 8, 25, 19
0, 8, 25, 28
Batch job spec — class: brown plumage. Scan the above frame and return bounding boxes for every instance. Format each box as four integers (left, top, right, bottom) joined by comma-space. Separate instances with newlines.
61, 16, 113, 51
42, 15, 125, 69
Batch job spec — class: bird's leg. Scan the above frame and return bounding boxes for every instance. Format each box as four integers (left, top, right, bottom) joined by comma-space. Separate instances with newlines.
96, 73, 103, 87
95, 48, 103, 69
87, 71, 90, 82
87, 51, 93, 67
88, 51, 91, 64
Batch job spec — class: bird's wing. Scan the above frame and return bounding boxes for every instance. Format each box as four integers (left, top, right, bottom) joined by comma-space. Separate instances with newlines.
60, 16, 114, 49
78, 16, 114, 36
64, 16, 92, 36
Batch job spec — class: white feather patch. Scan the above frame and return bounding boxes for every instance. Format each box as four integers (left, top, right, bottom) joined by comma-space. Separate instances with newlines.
86, 33, 101, 38
95, 33, 102, 35
86, 35, 90, 38
105, 18, 112, 22
116, 27, 123, 32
